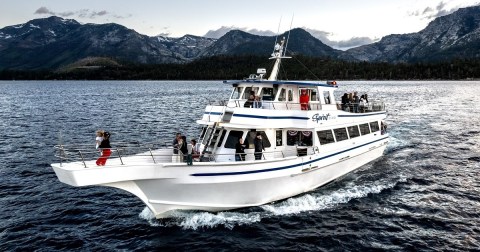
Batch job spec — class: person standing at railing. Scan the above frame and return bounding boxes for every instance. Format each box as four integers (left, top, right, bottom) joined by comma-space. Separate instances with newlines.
95, 130, 104, 149
190, 139, 200, 161
180, 135, 188, 162
172, 133, 181, 162
235, 138, 246, 161
96, 131, 111, 166
254, 133, 265, 160
353, 92, 359, 113
253, 96, 262, 108
359, 95, 366, 113
300, 89, 309, 110
341, 93, 349, 111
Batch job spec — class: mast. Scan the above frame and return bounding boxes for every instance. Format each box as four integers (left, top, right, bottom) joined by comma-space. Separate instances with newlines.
267, 37, 291, 81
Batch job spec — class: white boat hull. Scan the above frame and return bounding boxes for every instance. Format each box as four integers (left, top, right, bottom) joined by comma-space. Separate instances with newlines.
52, 136, 388, 218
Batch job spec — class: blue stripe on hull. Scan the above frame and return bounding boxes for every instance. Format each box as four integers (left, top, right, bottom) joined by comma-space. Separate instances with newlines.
233, 114, 309, 120
191, 136, 389, 177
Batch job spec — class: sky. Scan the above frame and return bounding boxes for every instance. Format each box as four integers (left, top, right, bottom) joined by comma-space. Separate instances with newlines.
0, 0, 479, 48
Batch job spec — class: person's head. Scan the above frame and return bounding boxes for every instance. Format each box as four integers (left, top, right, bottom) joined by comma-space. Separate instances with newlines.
301, 89, 306, 95
256, 132, 262, 139
103, 131, 111, 140
176, 133, 181, 139
96, 130, 104, 137
191, 139, 197, 145
239, 138, 244, 144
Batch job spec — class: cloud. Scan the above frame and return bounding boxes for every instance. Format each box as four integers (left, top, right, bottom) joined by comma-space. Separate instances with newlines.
409, 1, 479, 20
302, 27, 376, 50
34, 6, 124, 20
34, 7, 55, 15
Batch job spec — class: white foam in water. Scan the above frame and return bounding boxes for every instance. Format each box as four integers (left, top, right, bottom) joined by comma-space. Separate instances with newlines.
261, 180, 399, 215
386, 135, 408, 152
172, 211, 262, 230
139, 206, 262, 230
139, 179, 406, 229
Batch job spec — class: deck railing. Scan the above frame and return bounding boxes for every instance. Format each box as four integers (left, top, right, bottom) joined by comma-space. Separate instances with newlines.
54, 143, 318, 168
218, 99, 385, 113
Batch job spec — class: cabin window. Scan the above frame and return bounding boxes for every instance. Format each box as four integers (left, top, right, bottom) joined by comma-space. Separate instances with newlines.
347, 126, 360, 139
278, 88, 286, 101
317, 130, 335, 145
333, 128, 349, 142
287, 130, 313, 146
245, 131, 271, 149
276, 130, 283, 146
311, 90, 318, 101
224, 130, 244, 149
323, 91, 331, 104
217, 130, 227, 147
261, 87, 274, 101
370, 121, 380, 132
288, 89, 293, 101
359, 123, 370, 135
243, 87, 257, 99
231, 87, 243, 99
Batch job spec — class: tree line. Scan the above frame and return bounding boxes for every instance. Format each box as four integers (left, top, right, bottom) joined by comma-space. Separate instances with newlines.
1, 55, 479, 80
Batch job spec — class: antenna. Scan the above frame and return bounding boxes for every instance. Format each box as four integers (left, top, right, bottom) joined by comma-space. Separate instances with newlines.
272, 16, 282, 55
283, 13, 294, 57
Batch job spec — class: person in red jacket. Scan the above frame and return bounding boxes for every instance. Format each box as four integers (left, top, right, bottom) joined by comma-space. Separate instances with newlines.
96, 131, 111, 166
300, 89, 309, 110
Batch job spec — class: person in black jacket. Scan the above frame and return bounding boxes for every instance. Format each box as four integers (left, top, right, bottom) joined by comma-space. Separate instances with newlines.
235, 138, 246, 161
254, 133, 265, 160
180, 135, 188, 162
96, 131, 111, 166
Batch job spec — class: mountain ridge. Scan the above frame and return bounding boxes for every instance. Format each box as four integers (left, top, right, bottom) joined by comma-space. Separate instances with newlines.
0, 5, 479, 70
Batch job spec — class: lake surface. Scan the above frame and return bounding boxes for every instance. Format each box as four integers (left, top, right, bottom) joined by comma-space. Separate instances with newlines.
1, 80, 479, 251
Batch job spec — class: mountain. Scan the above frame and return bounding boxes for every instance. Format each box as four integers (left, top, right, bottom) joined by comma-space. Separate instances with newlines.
1, 5, 479, 70
200, 28, 348, 59
347, 5, 480, 62
0, 16, 215, 70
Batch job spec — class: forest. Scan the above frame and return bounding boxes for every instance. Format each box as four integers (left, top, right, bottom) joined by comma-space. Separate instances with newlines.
1, 55, 479, 81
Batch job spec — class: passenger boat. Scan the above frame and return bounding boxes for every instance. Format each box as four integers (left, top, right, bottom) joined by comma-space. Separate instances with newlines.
51, 38, 389, 218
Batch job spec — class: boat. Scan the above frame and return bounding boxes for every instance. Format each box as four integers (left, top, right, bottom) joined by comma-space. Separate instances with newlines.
51, 37, 389, 218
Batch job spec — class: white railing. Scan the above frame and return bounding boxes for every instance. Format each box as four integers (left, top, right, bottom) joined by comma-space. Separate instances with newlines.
54, 143, 319, 168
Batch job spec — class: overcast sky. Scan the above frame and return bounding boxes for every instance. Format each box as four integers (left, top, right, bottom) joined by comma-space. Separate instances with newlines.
1, 0, 479, 47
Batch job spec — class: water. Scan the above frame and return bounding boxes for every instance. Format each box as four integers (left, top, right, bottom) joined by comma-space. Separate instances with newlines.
1, 80, 479, 250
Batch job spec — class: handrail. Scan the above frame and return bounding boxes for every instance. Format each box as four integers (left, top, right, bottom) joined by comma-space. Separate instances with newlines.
54, 144, 318, 167
226, 99, 386, 113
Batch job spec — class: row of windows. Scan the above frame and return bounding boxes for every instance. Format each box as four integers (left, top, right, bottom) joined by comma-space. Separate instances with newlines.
200, 121, 380, 150
318, 121, 380, 145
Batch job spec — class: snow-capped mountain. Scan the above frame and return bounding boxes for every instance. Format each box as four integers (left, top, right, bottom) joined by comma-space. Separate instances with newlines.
0, 16, 216, 69
347, 5, 480, 62
0, 5, 479, 70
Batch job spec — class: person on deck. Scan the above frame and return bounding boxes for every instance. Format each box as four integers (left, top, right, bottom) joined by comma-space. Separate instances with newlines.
235, 138, 246, 161
300, 90, 309, 110
95, 130, 104, 150
96, 131, 111, 166
254, 133, 265, 160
